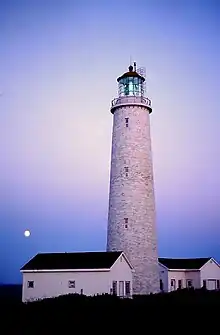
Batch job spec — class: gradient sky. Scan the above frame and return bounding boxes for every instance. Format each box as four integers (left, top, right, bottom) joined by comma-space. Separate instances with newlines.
0, 0, 219, 284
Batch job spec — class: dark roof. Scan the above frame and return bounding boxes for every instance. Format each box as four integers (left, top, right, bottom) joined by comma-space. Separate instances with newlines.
21, 251, 123, 271
159, 257, 212, 270
117, 70, 145, 82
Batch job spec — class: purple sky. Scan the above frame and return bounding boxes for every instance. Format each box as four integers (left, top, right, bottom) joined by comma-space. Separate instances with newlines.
0, 0, 219, 283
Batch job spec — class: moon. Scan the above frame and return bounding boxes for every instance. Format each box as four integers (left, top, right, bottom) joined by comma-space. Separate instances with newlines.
24, 230, 31, 237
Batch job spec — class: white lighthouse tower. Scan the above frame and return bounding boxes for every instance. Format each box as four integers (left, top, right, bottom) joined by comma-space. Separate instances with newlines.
106, 63, 160, 295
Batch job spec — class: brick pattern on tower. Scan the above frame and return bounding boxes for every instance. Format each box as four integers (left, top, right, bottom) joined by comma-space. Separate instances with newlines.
107, 99, 160, 294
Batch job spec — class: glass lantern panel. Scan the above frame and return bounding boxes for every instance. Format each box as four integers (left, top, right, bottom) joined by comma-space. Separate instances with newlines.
118, 77, 144, 96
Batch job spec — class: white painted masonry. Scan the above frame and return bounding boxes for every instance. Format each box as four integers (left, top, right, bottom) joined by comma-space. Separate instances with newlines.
21, 253, 133, 302
200, 258, 220, 290
159, 258, 220, 292
107, 72, 160, 295
159, 263, 168, 292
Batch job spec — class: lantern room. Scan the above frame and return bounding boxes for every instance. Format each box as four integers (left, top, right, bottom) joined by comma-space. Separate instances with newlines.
117, 63, 145, 97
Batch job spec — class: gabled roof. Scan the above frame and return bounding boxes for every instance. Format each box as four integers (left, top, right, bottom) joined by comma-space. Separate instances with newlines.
21, 251, 123, 271
159, 257, 212, 270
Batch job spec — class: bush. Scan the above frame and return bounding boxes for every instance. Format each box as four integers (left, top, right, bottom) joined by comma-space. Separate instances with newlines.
1, 288, 220, 333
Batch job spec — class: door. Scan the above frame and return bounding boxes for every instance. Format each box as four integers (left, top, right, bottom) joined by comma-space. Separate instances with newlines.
170, 279, 176, 291
178, 280, 182, 289
125, 281, 131, 297
119, 281, 124, 297
207, 279, 216, 290
186, 279, 193, 288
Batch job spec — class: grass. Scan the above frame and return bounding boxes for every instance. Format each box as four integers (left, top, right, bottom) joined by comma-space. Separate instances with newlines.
1, 287, 219, 333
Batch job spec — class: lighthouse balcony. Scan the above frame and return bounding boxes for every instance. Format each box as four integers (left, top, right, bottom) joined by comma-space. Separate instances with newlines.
110, 96, 152, 114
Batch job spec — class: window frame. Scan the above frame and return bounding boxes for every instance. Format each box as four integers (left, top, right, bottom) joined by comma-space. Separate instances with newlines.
68, 280, 76, 289
27, 280, 34, 288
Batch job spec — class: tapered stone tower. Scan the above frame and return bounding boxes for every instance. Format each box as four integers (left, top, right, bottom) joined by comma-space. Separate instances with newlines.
106, 63, 160, 295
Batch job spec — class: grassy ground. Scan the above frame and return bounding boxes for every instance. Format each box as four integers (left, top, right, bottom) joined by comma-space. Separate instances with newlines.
1, 287, 219, 333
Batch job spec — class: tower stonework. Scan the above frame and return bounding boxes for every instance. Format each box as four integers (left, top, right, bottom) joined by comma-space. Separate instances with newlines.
106, 64, 160, 295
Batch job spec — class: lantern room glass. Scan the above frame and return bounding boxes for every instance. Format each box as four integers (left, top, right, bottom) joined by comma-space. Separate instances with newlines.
118, 77, 144, 97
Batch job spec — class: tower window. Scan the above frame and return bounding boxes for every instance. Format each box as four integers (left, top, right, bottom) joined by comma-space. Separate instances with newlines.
124, 218, 128, 224
125, 224, 128, 229
125, 118, 129, 127
124, 166, 129, 177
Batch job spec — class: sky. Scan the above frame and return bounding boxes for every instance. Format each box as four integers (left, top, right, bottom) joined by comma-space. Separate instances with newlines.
0, 0, 219, 284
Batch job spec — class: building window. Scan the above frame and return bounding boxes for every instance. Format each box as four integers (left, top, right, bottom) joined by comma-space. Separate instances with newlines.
125, 224, 128, 229
68, 280, 75, 288
186, 279, 193, 288
125, 118, 129, 127
27, 281, 34, 288
125, 281, 131, 296
178, 279, 182, 289
124, 167, 129, 177
124, 218, 128, 224
160, 279, 163, 291
112, 281, 117, 295
171, 279, 176, 290
203, 280, 207, 289
217, 280, 220, 289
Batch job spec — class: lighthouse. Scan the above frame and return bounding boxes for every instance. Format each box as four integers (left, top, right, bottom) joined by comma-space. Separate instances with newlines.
106, 63, 160, 295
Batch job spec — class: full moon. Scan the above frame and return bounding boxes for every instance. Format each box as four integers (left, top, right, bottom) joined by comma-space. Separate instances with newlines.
24, 230, 31, 237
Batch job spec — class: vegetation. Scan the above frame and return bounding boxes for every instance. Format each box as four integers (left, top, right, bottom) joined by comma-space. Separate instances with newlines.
1, 286, 219, 333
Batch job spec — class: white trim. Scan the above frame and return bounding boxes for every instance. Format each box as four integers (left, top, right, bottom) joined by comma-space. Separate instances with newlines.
158, 262, 169, 270
168, 269, 199, 272
20, 254, 38, 271
108, 251, 123, 270
21, 268, 110, 273
121, 253, 134, 270
199, 257, 220, 270
108, 252, 134, 271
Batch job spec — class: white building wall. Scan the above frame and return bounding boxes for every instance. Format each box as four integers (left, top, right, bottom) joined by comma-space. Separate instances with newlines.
168, 271, 186, 291
110, 254, 133, 295
167, 270, 200, 291
22, 270, 108, 302
159, 264, 168, 292
200, 259, 220, 290
185, 271, 201, 288
22, 254, 133, 302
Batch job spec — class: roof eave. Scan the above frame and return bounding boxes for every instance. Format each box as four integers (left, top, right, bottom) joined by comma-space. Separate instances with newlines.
199, 257, 220, 270
158, 262, 169, 270
168, 268, 200, 271
20, 268, 111, 273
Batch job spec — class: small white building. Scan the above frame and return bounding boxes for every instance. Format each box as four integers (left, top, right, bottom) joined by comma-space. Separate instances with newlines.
159, 257, 220, 292
20, 251, 133, 302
